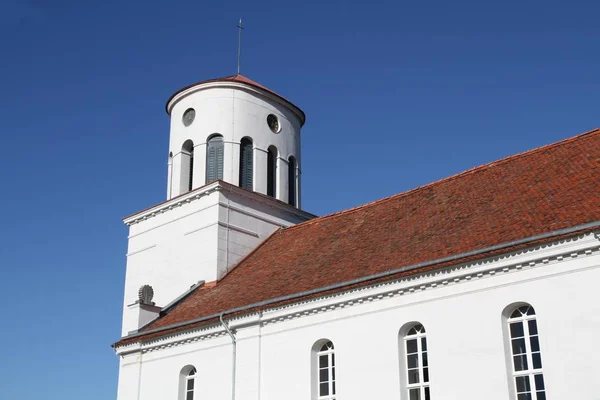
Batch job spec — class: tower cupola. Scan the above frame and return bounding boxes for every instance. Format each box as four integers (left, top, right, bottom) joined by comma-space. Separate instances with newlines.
165, 74, 305, 208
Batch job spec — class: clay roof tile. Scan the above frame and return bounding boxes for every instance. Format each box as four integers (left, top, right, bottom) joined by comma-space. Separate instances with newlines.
115, 127, 600, 346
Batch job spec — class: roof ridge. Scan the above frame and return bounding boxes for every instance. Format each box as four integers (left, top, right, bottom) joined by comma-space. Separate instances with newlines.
284, 127, 600, 232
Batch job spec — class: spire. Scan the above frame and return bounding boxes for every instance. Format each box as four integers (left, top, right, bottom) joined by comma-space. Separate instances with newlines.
237, 18, 243, 75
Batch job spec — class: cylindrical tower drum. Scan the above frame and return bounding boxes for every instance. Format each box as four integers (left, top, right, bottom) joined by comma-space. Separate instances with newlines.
165, 75, 305, 208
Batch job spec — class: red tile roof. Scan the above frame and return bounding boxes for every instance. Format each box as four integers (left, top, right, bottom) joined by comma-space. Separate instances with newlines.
116, 128, 600, 346
165, 74, 306, 124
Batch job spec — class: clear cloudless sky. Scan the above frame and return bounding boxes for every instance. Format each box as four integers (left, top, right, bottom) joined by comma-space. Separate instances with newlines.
0, 0, 598, 398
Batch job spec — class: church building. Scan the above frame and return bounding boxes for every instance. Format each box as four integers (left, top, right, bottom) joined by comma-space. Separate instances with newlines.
113, 73, 600, 400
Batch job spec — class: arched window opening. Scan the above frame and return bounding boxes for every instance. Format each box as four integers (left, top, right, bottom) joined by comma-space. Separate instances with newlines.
181, 140, 194, 194
404, 324, 430, 400
188, 148, 194, 191
185, 367, 196, 400
267, 146, 277, 198
316, 341, 336, 400
239, 138, 253, 190
288, 156, 297, 206
206, 135, 224, 183
167, 151, 174, 198
507, 305, 545, 400
179, 365, 196, 400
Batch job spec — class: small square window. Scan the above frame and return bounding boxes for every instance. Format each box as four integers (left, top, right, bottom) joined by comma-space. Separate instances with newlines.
510, 322, 524, 338
408, 369, 420, 384
513, 355, 528, 371
409, 388, 421, 400
515, 376, 531, 393
406, 339, 418, 354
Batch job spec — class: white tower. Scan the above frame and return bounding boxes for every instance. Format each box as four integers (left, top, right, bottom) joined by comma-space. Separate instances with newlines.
120, 75, 314, 336
166, 74, 305, 207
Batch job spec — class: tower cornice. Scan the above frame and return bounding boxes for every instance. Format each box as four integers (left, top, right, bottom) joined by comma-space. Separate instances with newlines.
123, 180, 315, 226
165, 75, 306, 126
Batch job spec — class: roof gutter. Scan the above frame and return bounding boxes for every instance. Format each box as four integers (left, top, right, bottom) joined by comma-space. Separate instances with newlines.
116, 220, 600, 345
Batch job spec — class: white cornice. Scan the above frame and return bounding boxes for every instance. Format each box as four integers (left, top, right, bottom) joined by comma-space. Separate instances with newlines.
261, 232, 600, 325
114, 231, 600, 355
123, 182, 220, 226
123, 181, 315, 226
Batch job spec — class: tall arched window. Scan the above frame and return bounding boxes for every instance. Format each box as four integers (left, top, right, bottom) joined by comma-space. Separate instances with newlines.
507, 305, 545, 400
267, 146, 277, 198
315, 341, 336, 399
185, 368, 196, 400
188, 148, 194, 191
404, 324, 430, 400
181, 140, 194, 193
239, 138, 253, 190
179, 366, 196, 400
206, 135, 224, 183
167, 151, 174, 198
288, 156, 297, 206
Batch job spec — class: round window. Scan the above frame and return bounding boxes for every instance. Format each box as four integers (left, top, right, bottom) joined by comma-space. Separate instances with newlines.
182, 108, 195, 127
267, 114, 280, 133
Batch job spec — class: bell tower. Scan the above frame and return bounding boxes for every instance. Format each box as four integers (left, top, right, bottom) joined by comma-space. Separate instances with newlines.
165, 74, 305, 207
120, 75, 314, 336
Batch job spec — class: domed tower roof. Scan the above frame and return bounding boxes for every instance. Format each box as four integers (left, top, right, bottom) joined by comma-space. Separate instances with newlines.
165, 74, 306, 126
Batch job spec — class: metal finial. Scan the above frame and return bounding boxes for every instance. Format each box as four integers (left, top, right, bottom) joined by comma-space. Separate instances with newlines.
237, 18, 243, 75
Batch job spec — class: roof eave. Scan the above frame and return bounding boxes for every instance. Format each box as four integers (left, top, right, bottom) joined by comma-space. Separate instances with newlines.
165, 79, 306, 127
113, 221, 600, 349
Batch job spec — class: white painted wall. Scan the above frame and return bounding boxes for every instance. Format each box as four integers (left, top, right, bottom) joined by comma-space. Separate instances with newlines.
120, 181, 314, 336
166, 82, 303, 207
116, 232, 600, 400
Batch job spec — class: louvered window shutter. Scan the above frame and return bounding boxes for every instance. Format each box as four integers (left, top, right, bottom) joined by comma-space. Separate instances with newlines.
206, 136, 223, 183
206, 142, 216, 183
216, 142, 224, 180
239, 139, 253, 190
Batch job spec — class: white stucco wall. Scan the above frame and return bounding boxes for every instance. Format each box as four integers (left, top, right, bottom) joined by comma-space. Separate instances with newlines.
166, 82, 303, 206
120, 181, 314, 336
115, 232, 600, 400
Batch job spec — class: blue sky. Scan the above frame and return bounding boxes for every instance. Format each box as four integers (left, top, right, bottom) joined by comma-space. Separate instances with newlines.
0, 0, 598, 398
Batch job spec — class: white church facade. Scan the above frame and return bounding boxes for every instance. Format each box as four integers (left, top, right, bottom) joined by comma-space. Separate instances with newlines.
113, 74, 600, 400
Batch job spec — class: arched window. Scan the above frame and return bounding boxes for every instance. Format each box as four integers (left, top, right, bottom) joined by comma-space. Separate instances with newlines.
288, 156, 297, 206
188, 148, 194, 191
206, 135, 224, 183
315, 341, 336, 399
404, 324, 429, 400
239, 138, 253, 190
179, 366, 197, 400
181, 140, 194, 193
185, 368, 196, 400
507, 305, 545, 400
267, 146, 277, 198
167, 151, 174, 198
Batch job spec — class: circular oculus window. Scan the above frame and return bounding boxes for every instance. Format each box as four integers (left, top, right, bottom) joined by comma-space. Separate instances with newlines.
182, 108, 196, 127
267, 114, 280, 133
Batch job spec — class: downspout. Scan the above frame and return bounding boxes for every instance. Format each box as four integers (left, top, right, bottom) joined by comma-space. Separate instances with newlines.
219, 313, 236, 400
225, 196, 231, 274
